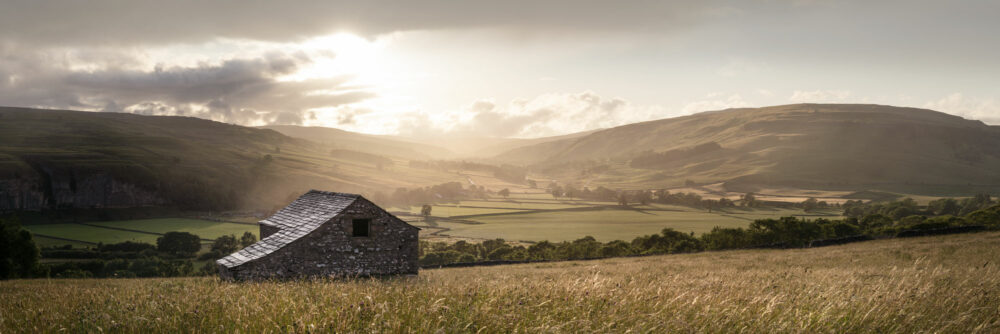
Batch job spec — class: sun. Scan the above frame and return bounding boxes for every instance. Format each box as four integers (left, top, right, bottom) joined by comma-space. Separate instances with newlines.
280, 32, 393, 87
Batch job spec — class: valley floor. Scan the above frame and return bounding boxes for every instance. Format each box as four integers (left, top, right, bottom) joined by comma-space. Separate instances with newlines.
2, 232, 999, 333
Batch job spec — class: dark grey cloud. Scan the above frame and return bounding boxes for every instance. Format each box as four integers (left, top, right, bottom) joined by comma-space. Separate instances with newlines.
0, 0, 722, 47
0, 45, 372, 125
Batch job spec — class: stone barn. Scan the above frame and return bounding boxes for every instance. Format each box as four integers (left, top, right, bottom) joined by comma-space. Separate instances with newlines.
217, 190, 419, 281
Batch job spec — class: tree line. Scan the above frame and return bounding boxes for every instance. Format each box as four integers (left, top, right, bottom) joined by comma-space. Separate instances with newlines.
369, 181, 492, 207
408, 160, 527, 184
419, 201, 1000, 267
0, 222, 258, 279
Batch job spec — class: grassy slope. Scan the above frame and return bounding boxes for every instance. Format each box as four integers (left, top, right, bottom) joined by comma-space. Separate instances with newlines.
0, 107, 469, 210
260, 125, 455, 160
399, 191, 839, 242
3, 232, 998, 332
494, 104, 1000, 195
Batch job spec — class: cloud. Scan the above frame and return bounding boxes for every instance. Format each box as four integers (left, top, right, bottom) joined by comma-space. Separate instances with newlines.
923, 93, 1000, 125
0, 45, 373, 125
0, 1, 735, 47
397, 91, 665, 138
788, 90, 852, 103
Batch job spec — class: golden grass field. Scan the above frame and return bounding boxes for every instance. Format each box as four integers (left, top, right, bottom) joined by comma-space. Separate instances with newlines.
3, 232, 999, 333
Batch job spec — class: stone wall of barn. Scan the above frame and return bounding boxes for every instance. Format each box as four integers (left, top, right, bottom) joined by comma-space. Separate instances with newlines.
221, 199, 419, 280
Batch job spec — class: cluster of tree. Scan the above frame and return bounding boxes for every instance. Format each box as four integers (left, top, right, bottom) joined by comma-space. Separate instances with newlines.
198, 232, 258, 260
547, 184, 618, 201
548, 182, 837, 213
419, 203, 1000, 267
35, 230, 257, 279
0, 219, 40, 279
418, 229, 704, 266
629, 142, 723, 168
42, 257, 204, 278
843, 194, 994, 220
548, 184, 735, 211
370, 182, 490, 207
408, 160, 527, 184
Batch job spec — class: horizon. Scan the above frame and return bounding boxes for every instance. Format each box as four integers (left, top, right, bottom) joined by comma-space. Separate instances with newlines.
4, 102, 995, 141
2, 1, 999, 138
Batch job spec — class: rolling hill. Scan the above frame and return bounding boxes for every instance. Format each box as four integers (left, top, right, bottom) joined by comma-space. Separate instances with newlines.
262, 125, 600, 160
493, 104, 1000, 194
0, 107, 466, 211
260, 125, 455, 160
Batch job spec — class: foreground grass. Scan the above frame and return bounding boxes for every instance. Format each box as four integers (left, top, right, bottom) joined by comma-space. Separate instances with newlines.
3, 233, 999, 333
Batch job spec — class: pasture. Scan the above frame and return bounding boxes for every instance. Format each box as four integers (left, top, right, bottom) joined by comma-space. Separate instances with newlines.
406, 195, 841, 242
2, 231, 997, 332
23, 218, 258, 246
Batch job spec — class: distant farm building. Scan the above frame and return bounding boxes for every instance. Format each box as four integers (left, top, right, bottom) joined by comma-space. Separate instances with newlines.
217, 190, 419, 280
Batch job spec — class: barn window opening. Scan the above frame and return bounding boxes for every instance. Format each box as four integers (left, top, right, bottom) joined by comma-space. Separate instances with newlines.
352, 219, 371, 237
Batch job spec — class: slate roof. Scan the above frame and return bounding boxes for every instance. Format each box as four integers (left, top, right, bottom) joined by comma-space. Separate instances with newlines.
216, 190, 359, 268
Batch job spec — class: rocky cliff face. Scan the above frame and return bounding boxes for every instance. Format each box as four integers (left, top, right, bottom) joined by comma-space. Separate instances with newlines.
0, 171, 164, 211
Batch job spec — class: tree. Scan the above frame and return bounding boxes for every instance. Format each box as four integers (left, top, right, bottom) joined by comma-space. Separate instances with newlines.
211, 234, 240, 255
564, 185, 578, 199
421, 204, 433, 216
498, 188, 510, 198
527, 180, 537, 188
740, 192, 757, 207
550, 185, 564, 198
802, 197, 819, 212
157, 232, 202, 257
618, 192, 629, 206
636, 190, 652, 205
0, 219, 40, 279
239, 232, 257, 247
928, 198, 960, 216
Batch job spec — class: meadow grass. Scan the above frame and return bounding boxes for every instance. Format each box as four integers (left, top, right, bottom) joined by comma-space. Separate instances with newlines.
23, 219, 259, 246
6, 232, 996, 333
88, 218, 259, 240
434, 208, 753, 242
22, 224, 161, 244
32, 235, 95, 248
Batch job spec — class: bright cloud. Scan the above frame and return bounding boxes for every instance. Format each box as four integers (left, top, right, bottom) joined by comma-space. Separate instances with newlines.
788, 90, 853, 103
923, 93, 1000, 124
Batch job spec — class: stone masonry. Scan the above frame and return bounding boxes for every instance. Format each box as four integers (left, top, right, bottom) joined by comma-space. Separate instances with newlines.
217, 190, 419, 281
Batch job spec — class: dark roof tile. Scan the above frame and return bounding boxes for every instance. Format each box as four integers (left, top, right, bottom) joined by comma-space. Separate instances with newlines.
216, 190, 358, 268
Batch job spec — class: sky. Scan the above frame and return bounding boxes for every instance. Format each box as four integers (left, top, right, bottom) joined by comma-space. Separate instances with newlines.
1, 0, 999, 138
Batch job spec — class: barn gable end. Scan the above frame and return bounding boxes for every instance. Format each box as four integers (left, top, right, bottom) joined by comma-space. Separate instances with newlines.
216, 190, 419, 281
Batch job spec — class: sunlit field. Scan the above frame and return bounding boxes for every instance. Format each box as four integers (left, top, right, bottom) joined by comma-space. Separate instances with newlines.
406, 193, 841, 242
3, 232, 997, 333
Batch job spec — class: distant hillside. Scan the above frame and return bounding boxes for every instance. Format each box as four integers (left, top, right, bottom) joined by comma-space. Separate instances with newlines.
262, 125, 599, 160
0, 107, 464, 211
494, 104, 1000, 194
260, 125, 454, 160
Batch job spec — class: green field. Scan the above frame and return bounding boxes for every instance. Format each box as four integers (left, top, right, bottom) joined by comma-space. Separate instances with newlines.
405, 197, 841, 242
432, 208, 750, 242
3, 232, 997, 332
89, 219, 258, 240
24, 218, 258, 247
32, 235, 96, 248
22, 198, 841, 247
24, 224, 162, 245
